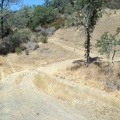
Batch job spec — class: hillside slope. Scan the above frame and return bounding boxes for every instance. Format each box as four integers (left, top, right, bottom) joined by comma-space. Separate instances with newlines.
53, 9, 120, 57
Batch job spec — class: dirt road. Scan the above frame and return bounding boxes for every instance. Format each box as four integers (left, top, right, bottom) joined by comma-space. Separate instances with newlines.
0, 70, 86, 120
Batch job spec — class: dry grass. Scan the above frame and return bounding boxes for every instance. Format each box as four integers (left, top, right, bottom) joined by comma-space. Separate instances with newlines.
33, 73, 120, 111
33, 74, 77, 102
33, 75, 47, 91
0, 43, 79, 78
55, 61, 120, 94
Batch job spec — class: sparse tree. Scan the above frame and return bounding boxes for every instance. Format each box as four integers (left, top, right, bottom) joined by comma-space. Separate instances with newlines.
96, 27, 120, 76
66, 0, 109, 64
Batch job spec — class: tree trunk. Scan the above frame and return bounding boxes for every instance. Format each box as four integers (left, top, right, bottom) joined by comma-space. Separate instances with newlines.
1, 0, 4, 39
1, 16, 4, 39
85, 27, 91, 64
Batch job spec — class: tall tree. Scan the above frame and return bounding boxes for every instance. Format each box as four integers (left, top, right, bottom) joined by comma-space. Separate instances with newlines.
0, 0, 22, 39
67, 0, 109, 63
75, 0, 110, 63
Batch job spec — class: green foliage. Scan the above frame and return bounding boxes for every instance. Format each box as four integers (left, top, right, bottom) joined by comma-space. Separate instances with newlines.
28, 6, 57, 30
95, 28, 120, 56
64, 3, 73, 14
25, 50, 29, 55
96, 32, 112, 55
72, 0, 107, 31
44, 16, 65, 29
40, 36, 48, 43
0, 30, 31, 55
35, 44, 39, 49
7, 6, 34, 29
96, 27, 120, 76
64, 16, 73, 26
0, 0, 22, 39
15, 47, 22, 54
17, 30, 31, 43
50, 0, 74, 14
68, 0, 109, 30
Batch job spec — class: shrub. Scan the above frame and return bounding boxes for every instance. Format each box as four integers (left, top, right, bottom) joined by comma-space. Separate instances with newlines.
28, 6, 57, 30
0, 26, 12, 38
0, 33, 21, 54
0, 31, 31, 55
43, 17, 65, 30
40, 36, 48, 43
107, 2, 120, 9
15, 47, 22, 54
35, 44, 39, 49
25, 49, 29, 55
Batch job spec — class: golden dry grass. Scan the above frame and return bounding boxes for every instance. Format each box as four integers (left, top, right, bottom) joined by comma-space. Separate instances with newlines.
33, 73, 120, 109
0, 43, 79, 79
54, 61, 120, 95
33, 74, 77, 102
33, 75, 48, 91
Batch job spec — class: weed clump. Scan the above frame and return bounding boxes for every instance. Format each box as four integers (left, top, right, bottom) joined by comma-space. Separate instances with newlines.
15, 47, 22, 54
34, 75, 47, 90
40, 36, 48, 43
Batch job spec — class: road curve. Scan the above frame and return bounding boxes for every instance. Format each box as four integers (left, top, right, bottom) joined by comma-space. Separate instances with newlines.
0, 71, 85, 120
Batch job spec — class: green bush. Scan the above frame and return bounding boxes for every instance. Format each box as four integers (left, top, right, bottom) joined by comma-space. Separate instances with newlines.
0, 31, 31, 55
25, 49, 29, 55
40, 36, 48, 43
28, 6, 57, 30
35, 44, 39, 49
0, 25, 12, 38
15, 47, 22, 54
